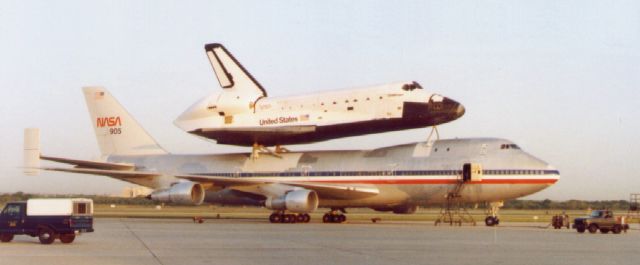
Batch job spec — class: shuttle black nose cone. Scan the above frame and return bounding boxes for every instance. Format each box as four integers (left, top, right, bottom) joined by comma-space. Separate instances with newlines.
455, 103, 465, 119
441, 97, 465, 121
401, 96, 465, 126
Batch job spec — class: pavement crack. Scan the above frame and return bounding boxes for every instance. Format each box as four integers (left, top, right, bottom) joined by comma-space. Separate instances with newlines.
122, 219, 165, 265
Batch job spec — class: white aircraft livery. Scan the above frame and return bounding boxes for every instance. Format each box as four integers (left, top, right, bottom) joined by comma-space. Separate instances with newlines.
174, 43, 466, 148
26, 88, 560, 226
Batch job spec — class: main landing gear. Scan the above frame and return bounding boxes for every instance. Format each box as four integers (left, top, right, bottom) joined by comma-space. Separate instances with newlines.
322, 209, 347, 223
269, 211, 311, 223
484, 201, 503, 226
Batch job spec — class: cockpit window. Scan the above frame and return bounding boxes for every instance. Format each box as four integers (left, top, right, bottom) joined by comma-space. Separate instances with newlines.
500, 144, 520, 150
402, 81, 423, 91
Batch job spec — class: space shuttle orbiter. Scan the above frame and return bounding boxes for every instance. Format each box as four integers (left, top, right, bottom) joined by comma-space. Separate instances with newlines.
174, 43, 465, 148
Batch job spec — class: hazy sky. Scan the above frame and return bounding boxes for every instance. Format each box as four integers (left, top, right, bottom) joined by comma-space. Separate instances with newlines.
1, 1, 638, 200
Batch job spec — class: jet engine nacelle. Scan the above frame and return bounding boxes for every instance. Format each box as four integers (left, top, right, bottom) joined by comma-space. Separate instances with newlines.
149, 181, 205, 205
372, 204, 418, 214
392, 204, 418, 214
265, 189, 319, 213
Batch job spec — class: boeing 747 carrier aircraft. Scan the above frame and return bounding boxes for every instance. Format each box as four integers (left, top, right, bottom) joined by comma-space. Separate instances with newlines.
174, 44, 465, 151
25, 88, 559, 226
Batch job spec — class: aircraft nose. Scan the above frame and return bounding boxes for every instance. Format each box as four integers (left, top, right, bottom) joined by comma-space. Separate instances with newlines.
454, 102, 465, 119
441, 97, 465, 120
547, 165, 561, 182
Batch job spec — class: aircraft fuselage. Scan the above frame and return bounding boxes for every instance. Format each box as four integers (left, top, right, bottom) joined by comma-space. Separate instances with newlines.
107, 138, 559, 210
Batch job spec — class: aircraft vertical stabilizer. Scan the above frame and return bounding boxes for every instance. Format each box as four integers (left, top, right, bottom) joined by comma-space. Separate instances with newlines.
82, 87, 167, 156
204, 43, 266, 101
23, 128, 40, 175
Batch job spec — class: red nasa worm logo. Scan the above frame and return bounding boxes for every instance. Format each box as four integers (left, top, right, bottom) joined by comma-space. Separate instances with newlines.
96, 117, 121, 127
97, 116, 122, 134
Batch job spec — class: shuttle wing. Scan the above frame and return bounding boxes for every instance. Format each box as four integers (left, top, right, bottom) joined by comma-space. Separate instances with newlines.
201, 125, 316, 134
195, 125, 317, 146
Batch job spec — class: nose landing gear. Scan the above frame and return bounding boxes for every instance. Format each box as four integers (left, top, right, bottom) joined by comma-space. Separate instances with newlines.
484, 201, 503, 226
269, 211, 311, 223
484, 216, 499, 226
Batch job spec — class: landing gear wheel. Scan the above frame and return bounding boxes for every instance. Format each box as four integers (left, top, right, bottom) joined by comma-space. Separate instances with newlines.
485, 216, 498, 226
302, 214, 311, 223
0, 233, 13, 243
331, 215, 341, 223
338, 214, 346, 223
38, 227, 56, 245
296, 214, 306, 223
322, 214, 331, 223
587, 224, 598, 234
283, 214, 296, 223
269, 213, 282, 223
612, 225, 622, 234
483, 201, 503, 227
322, 213, 346, 223
59, 233, 76, 244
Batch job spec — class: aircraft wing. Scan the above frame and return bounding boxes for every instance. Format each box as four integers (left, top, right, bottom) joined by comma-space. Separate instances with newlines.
277, 182, 379, 200
38, 162, 379, 200
177, 174, 380, 200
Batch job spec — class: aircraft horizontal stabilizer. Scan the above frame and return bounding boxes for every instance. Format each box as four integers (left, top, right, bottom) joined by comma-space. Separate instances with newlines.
40, 156, 135, 171
42, 167, 159, 179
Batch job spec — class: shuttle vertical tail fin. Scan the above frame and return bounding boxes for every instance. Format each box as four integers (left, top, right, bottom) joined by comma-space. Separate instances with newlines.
204, 43, 267, 97
83, 87, 167, 156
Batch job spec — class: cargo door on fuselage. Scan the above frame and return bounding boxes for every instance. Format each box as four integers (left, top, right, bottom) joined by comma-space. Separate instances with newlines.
462, 163, 483, 182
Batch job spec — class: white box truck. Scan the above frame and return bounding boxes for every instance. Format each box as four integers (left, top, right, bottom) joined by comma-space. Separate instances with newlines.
0, 198, 94, 244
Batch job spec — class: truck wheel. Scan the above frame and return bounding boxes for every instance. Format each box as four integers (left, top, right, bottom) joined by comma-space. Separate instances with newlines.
59, 233, 76, 244
587, 224, 598, 234
38, 227, 56, 245
0, 233, 13, 242
612, 225, 622, 234
600, 228, 609, 234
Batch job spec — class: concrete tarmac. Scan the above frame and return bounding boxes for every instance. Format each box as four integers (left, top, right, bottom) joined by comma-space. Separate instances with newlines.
0, 218, 638, 265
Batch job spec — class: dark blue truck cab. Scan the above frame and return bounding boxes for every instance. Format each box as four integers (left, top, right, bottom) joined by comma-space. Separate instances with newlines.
0, 199, 94, 244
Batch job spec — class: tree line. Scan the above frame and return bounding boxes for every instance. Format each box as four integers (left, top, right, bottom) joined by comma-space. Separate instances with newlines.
0, 192, 636, 211
0, 192, 154, 206
503, 199, 632, 210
